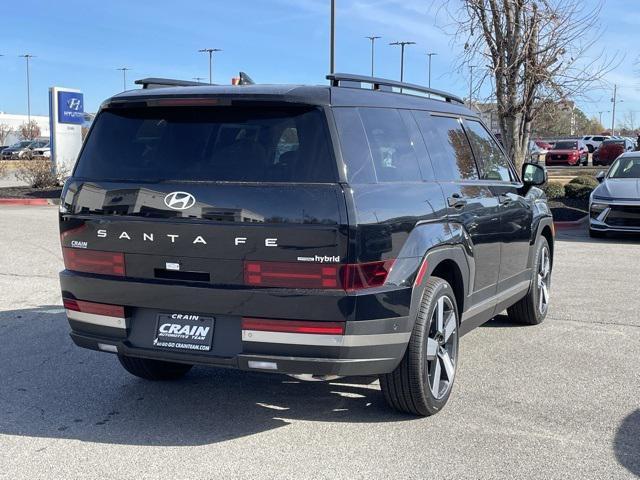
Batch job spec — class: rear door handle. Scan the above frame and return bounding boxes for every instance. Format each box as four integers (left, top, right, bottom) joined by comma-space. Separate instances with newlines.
448, 194, 467, 209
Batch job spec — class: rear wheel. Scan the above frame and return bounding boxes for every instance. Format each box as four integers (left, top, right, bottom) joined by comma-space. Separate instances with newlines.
380, 277, 459, 416
118, 355, 193, 380
507, 237, 551, 325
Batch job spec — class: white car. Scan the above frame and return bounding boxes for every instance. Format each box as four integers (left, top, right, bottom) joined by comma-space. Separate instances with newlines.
582, 135, 611, 153
32, 145, 51, 158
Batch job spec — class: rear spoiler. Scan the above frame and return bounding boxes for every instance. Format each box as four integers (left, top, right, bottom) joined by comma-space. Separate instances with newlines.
135, 72, 255, 89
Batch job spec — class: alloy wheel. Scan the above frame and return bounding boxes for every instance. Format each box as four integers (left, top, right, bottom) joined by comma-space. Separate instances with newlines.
425, 295, 458, 400
538, 246, 551, 314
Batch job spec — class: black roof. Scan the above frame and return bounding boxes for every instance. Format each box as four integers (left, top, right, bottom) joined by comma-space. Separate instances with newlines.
107, 75, 474, 116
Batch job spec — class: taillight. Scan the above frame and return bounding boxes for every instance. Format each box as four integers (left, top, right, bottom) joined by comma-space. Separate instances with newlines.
342, 260, 394, 291
244, 261, 339, 288
63, 298, 125, 318
62, 248, 125, 276
241, 317, 345, 335
243, 259, 394, 291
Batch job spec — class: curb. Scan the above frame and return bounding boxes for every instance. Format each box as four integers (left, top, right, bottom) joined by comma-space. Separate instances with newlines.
553, 216, 588, 230
0, 198, 58, 206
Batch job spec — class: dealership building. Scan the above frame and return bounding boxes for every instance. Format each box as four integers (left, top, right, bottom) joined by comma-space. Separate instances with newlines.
0, 112, 51, 146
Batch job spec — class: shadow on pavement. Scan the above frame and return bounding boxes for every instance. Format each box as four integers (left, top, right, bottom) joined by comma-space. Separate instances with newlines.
614, 409, 640, 477
555, 227, 640, 245
0, 306, 413, 447
481, 314, 529, 329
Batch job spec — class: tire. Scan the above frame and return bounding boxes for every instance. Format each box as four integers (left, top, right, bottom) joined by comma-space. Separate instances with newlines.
587, 145, 594, 153
380, 277, 459, 416
118, 355, 193, 381
507, 237, 551, 325
589, 228, 606, 238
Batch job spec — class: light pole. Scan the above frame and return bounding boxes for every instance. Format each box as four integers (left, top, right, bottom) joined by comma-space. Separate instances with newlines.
116, 67, 131, 91
611, 84, 623, 136
198, 48, 222, 84
19, 54, 35, 139
330, 0, 336, 74
597, 111, 609, 127
426, 52, 437, 89
389, 41, 416, 84
365, 36, 381, 77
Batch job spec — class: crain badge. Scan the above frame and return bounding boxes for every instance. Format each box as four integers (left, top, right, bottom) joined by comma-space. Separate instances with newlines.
164, 191, 196, 211
71, 240, 88, 249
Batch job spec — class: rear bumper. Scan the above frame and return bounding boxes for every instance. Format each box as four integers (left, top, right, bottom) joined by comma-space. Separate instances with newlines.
61, 270, 412, 377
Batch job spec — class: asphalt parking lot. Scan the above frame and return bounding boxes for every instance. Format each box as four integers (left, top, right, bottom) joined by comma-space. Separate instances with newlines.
0, 205, 638, 480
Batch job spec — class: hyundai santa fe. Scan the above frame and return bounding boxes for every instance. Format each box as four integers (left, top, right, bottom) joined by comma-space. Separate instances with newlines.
58, 73, 554, 416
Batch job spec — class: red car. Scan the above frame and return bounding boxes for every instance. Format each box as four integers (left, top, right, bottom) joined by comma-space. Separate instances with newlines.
535, 139, 553, 150
593, 139, 635, 166
544, 140, 588, 166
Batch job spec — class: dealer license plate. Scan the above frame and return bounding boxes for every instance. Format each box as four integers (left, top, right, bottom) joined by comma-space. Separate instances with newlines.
153, 314, 214, 352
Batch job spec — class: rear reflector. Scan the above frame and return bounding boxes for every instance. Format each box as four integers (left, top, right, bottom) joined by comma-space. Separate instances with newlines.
414, 259, 429, 286
62, 248, 125, 276
243, 260, 394, 291
242, 317, 345, 335
63, 298, 125, 318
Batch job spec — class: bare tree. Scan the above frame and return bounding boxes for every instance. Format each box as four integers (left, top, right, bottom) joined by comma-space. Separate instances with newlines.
0, 124, 13, 146
450, 0, 615, 169
18, 121, 41, 141
619, 111, 637, 133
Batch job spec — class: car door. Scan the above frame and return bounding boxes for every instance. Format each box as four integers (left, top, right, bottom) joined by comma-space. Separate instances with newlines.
413, 112, 501, 307
463, 119, 533, 292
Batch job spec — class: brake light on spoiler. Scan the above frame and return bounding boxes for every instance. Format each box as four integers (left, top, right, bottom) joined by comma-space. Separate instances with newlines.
62, 248, 125, 276
243, 260, 394, 291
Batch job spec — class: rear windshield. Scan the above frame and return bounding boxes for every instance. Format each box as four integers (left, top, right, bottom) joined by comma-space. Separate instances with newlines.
74, 106, 336, 183
553, 141, 578, 150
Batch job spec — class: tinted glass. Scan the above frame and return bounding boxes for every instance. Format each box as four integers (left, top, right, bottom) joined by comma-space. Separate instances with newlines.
358, 108, 423, 183
465, 120, 513, 182
413, 114, 479, 181
75, 106, 336, 183
609, 157, 640, 178
332, 108, 376, 183
554, 141, 578, 150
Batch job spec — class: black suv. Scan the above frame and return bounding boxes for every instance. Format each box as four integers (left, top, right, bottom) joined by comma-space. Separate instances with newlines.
59, 73, 553, 416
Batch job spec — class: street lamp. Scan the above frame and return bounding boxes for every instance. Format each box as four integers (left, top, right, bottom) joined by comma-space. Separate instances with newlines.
198, 48, 222, 84
19, 54, 35, 139
426, 52, 437, 91
389, 41, 416, 84
116, 67, 131, 91
365, 36, 381, 77
597, 110, 610, 127
611, 84, 623, 136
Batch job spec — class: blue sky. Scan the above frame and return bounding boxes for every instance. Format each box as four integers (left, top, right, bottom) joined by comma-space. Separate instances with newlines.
0, 0, 638, 129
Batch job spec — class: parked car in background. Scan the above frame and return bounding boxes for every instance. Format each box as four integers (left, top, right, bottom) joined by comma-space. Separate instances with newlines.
582, 135, 611, 153
590, 152, 640, 237
535, 139, 553, 151
32, 142, 51, 158
1, 139, 49, 160
528, 140, 548, 163
544, 139, 588, 166
594, 138, 635, 166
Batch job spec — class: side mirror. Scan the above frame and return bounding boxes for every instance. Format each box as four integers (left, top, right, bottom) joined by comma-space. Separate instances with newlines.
522, 162, 547, 187
596, 171, 606, 183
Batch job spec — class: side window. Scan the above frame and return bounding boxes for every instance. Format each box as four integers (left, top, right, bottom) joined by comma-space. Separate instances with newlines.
333, 108, 377, 183
413, 113, 479, 181
464, 120, 514, 182
358, 108, 423, 182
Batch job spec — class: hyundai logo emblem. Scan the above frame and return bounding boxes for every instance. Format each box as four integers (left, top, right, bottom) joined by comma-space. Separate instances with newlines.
164, 192, 196, 210
67, 98, 82, 111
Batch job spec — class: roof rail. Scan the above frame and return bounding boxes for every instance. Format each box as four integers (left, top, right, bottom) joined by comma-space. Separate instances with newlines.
327, 73, 464, 105
134, 77, 211, 89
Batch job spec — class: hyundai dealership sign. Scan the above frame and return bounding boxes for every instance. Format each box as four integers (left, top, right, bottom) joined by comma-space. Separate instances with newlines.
57, 91, 84, 125
49, 87, 84, 174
